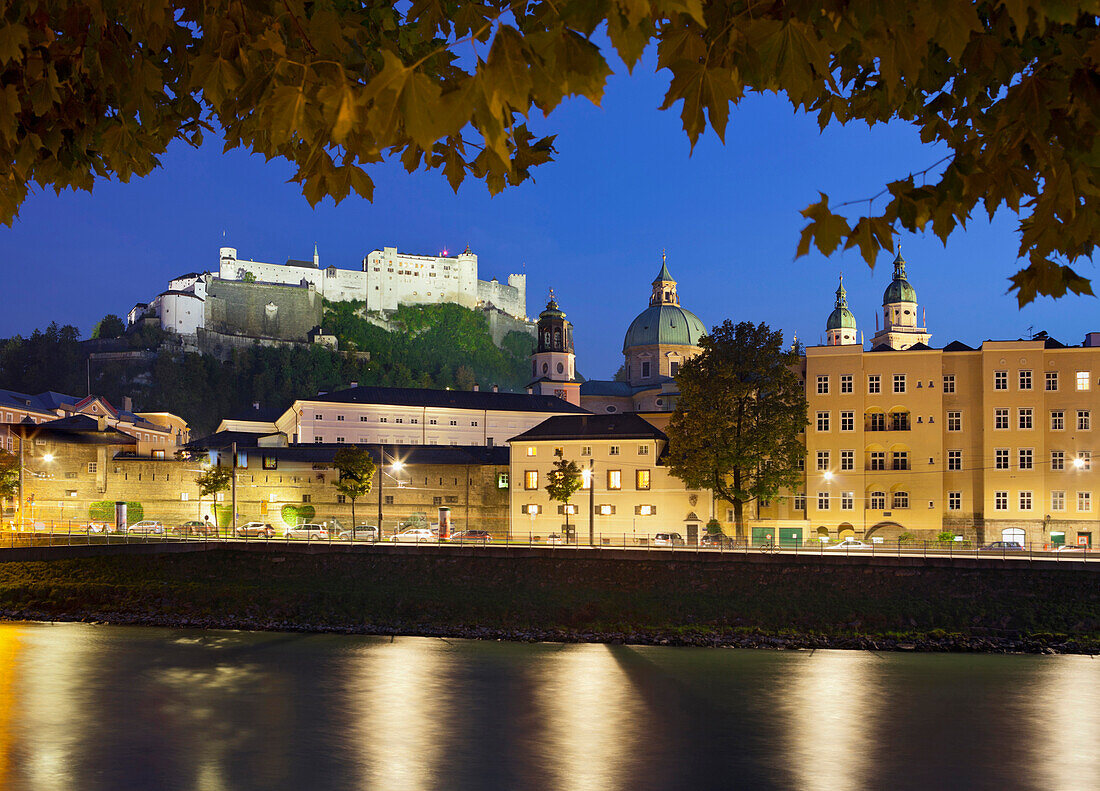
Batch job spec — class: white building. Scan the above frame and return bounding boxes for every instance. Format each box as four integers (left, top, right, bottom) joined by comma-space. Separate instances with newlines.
214, 385, 587, 449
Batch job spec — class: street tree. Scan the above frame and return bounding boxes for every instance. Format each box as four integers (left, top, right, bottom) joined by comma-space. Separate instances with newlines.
2, 1, 1097, 302
332, 446, 377, 531
194, 464, 232, 528
666, 321, 807, 541
545, 456, 583, 540
0, 450, 17, 500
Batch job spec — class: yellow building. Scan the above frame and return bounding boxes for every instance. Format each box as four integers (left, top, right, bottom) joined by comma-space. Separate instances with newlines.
801, 254, 1100, 548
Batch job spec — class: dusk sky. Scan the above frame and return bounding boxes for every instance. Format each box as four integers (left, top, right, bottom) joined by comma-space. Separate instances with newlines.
4, 46, 1095, 381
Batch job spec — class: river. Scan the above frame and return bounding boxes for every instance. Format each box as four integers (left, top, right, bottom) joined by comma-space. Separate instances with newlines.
0, 622, 1095, 790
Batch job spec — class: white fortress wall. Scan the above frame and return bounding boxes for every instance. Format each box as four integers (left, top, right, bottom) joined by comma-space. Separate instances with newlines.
477, 273, 526, 320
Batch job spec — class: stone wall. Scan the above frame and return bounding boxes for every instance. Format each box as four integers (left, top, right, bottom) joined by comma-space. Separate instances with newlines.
478, 273, 526, 321
204, 277, 323, 341
484, 307, 536, 346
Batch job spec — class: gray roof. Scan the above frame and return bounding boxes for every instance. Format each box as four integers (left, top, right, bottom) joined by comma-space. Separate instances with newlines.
312, 385, 589, 414
510, 413, 666, 442
187, 435, 508, 466
579, 380, 634, 398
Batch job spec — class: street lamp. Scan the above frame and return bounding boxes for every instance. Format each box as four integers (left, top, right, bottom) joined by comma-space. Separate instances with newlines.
375, 446, 405, 541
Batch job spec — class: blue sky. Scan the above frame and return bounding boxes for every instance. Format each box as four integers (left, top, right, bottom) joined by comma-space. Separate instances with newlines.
3, 47, 1096, 381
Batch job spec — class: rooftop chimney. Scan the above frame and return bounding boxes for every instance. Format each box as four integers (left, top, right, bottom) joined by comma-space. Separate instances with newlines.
122, 396, 133, 412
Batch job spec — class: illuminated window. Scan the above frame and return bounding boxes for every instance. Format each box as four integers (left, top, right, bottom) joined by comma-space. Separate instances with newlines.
597, 504, 615, 515
180, 492, 189, 501
524, 470, 538, 490
607, 470, 621, 490
1078, 491, 1091, 512
636, 470, 650, 490
1077, 371, 1090, 391
526, 446, 536, 456
1077, 451, 1092, 471
635, 504, 655, 516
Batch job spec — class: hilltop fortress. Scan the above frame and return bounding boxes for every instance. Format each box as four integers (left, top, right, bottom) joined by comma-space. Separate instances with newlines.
127, 245, 531, 347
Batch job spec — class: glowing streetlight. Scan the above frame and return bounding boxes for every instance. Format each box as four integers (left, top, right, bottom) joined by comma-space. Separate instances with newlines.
1073, 457, 1086, 470
42, 453, 54, 463
823, 471, 834, 482
391, 460, 404, 472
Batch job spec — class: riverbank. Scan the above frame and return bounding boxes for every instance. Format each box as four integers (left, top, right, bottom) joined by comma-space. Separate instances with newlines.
0, 549, 1096, 653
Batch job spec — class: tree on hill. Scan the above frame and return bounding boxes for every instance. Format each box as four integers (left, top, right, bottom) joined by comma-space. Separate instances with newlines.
545, 456, 584, 542
3, 1, 1096, 302
666, 321, 807, 541
91, 314, 125, 340
332, 447, 377, 532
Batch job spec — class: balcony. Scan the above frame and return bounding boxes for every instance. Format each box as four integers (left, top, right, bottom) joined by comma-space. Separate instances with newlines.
865, 415, 911, 432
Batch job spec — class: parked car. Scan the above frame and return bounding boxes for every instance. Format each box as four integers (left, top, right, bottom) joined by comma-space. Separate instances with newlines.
338, 525, 379, 541
235, 521, 276, 538
174, 520, 217, 536
653, 532, 686, 547
1054, 543, 1088, 552
126, 520, 165, 535
825, 538, 872, 551
979, 541, 1025, 551
448, 530, 493, 543
390, 527, 435, 542
544, 533, 565, 545
284, 523, 329, 540
700, 532, 732, 548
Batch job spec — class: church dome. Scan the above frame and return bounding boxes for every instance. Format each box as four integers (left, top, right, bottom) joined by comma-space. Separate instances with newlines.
623, 304, 706, 353
827, 305, 857, 330
883, 252, 917, 303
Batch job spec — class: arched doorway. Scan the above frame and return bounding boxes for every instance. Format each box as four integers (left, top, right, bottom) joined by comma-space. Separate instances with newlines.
1001, 527, 1025, 546
837, 522, 855, 540
816, 526, 830, 542
865, 521, 906, 541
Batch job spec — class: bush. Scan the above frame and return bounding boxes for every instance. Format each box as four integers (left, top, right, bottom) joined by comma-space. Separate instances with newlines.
705, 517, 721, 535
280, 504, 315, 525
88, 501, 143, 522
898, 532, 913, 543
214, 505, 232, 527
936, 531, 956, 543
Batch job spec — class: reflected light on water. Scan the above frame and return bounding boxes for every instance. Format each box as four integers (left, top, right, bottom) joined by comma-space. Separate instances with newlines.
0, 625, 21, 789
530, 644, 646, 791
781, 650, 880, 791
345, 638, 450, 791
1027, 655, 1100, 791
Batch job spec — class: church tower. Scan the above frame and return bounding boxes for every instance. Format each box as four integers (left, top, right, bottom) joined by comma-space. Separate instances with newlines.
826, 275, 859, 346
871, 251, 931, 350
528, 290, 581, 405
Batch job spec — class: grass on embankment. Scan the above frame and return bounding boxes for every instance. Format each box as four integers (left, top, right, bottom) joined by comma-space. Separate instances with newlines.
0, 551, 1095, 648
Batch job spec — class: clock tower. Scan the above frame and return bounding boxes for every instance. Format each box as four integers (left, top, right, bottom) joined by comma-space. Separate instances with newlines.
528, 290, 581, 406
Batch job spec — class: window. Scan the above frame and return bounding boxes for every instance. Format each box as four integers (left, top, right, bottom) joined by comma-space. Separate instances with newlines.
1019, 491, 1033, 510
607, 470, 622, 490
1046, 371, 1059, 391
315, 413, 323, 419
892, 491, 909, 509
429, 419, 437, 425
870, 451, 886, 471
180, 492, 190, 502
796, 456, 805, 471
943, 374, 956, 393
890, 411, 910, 431
1052, 490, 1065, 511
892, 451, 909, 471
1019, 448, 1034, 470
302, 494, 311, 503
638, 445, 650, 456
608, 445, 620, 456
793, 493, 806, 511
1018, 408, 1033, 429
1052, 450, 1065, 470
868, 375, 880, 394
1078, 371, 1091, 391
1052, 410, 1065, 431
636, 470, 650, 490
337, 494, 347, 504
641, 361, 651, 378
948, 491, 961, 510
1079, 491, 1092, 512
1079, 410, 1091, 430
994, 491, 1008, 510
817, 492, 830, 510
868, 412, 886, 431
315, 436, 323, 443
433, 496, 443, 506
816, 411, 830, 432
526, 446, 536, 457
840, 411, 854, 432
947, 450, 962, 471
870, 491, 886, 510
471, 421, 478, 426
995, 449, 1010, 469
449, 420, 457, 426
670, 361, 679, 376
360, 416, 369, 422
840, 491, 854, 510
581, 446, 592, 456
87, 462, 97, 474
336, 415, 344, 421
840, 375, 853, 393
817, 375, 829, 394
1019, 370, 1032, 390
379, 417, 387, 423
994, 408, 1009, 430
497, 473, 509, 489
1077, 451, 1092, 471
335, 436, 345, 443
840, 450, 854, 471
893, 374, 906, 393
816, 450, 830, 471
524, 471, 538, 490
994, 371, 1007, 390
384, 495, 393, 505
947, 411, 961, 432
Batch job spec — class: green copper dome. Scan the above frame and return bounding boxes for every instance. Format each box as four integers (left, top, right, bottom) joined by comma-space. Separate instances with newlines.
883, 252, 917, 304
827, 275, 857, 330
623, 305, 707, 352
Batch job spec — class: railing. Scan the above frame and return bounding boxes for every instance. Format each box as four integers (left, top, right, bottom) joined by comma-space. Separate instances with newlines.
0, 522, 1095, 563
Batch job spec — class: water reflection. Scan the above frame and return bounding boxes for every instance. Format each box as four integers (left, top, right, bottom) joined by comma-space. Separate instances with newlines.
0, 624, 1096, 790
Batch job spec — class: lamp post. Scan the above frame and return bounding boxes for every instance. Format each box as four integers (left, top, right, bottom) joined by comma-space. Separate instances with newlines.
587, 459, 594, 546
375, 445, 405, 541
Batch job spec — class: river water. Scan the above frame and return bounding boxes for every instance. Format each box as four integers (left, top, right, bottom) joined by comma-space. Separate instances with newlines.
0, 622, 1096, 790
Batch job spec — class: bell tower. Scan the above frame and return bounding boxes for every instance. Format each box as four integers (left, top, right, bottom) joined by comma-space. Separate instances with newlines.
825, 275, 859, 346
528, 290, 580, 405
871, 250, 931, 350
